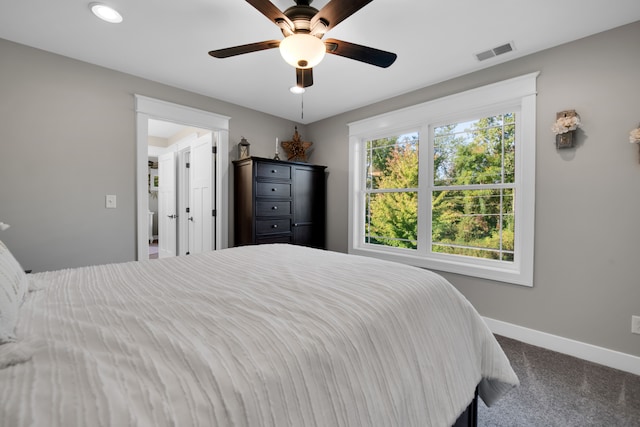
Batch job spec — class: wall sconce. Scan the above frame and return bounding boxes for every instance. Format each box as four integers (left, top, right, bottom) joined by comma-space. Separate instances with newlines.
0, 222, 10, 231
552, 110, 580, 149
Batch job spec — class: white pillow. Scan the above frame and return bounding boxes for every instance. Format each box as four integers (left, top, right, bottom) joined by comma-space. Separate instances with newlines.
0, 240, 29, 344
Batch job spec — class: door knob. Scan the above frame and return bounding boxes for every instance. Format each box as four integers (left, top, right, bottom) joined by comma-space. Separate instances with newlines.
188, 216, 194, 221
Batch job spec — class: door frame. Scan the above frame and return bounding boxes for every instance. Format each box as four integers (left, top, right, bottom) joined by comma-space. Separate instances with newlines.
135, 95, 230, 260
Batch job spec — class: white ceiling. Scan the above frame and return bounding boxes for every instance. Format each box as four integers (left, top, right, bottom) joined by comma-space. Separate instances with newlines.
1, 1, 639, 124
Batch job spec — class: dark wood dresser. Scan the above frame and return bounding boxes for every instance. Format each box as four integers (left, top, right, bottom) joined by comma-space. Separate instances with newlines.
233, 157, 327, 249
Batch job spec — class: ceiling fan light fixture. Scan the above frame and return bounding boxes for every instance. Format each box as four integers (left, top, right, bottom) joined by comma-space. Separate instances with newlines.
90, 3, 123, 23
290, 85, 306, 94
279, 34, 325, 69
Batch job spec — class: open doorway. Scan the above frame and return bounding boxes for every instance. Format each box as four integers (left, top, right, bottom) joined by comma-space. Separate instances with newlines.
147, 120, 212, 259
135, 95, 230, 261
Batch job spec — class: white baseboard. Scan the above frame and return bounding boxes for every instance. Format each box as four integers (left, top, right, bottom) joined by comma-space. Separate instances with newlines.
483, 317, 640, 376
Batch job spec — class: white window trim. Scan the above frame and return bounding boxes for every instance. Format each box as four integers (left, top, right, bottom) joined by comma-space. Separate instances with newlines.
348, 72, 539, 286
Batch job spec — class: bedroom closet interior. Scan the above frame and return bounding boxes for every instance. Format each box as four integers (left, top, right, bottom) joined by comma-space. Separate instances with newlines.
148, 119, 216, 259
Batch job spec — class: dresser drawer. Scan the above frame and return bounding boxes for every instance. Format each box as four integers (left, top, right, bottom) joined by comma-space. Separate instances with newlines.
256, 200, 291, 216
256, 234, 292, 244
257, 182, 291, 197
257, 163, 291, 180
256, 218, 291, 234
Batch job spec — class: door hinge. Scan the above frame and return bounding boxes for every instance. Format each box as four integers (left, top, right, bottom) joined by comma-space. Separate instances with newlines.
212, 146, 217, 154
186, 162, 190, 168
212, 209, 216, 217
186, 207, 190, 213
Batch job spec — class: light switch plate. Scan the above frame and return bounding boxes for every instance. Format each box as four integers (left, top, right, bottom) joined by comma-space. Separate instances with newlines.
632, 315, 640, 335
106, 195, 117, 209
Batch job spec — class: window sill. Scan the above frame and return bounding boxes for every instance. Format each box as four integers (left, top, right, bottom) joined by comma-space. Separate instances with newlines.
349, 246, 533, 287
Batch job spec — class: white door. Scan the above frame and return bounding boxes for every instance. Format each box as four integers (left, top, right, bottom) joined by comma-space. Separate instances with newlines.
158, 151, 177, 258
189, 133, 215, 254
177, 149, 191, 256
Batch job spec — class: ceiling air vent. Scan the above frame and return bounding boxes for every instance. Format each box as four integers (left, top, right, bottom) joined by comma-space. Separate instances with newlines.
475, 42, 514, 61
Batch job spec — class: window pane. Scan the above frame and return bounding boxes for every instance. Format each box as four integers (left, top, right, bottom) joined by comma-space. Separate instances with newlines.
434, 114, 515, 186
365, 191, 418, 249
366, 133, 419, 190
431, 189, 514, 261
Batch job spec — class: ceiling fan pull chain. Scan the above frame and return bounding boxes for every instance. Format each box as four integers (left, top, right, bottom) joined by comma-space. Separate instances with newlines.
301, 93, 304, 120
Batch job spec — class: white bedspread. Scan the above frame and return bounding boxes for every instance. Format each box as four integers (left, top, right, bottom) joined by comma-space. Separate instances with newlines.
0, 244, 518, 427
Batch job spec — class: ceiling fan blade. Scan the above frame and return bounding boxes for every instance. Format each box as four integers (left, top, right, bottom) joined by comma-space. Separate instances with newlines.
209, 40, 280, 58
296, 68, 313, 88
246, 0, 294, 32
310, 0, 373, 33
324, 38, 397, 68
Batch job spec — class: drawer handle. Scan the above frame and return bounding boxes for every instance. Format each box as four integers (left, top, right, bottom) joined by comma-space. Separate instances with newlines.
272, 206, 278, 210
271, 169, 277, 173
271, 188, 277, 191
272, 224, 278, 229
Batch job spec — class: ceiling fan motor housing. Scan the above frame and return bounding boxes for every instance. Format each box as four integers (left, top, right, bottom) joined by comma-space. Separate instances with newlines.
278, 0, 327, 69
282, 2, 319, 35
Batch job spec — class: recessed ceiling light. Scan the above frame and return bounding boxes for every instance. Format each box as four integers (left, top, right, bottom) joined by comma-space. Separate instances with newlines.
290, 86, 305, 94
90, 3, 123, 23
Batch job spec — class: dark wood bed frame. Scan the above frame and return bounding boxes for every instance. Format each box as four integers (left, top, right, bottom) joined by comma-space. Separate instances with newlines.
452, 387, 478, 427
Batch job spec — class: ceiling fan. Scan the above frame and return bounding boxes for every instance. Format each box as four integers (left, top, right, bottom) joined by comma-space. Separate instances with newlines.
208, 0, 397, 89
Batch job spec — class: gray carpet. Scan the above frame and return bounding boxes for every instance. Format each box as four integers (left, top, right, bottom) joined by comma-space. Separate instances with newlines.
478, 335, 640, 427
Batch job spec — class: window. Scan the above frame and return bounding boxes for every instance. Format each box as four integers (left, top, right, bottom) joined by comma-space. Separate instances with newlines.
365, 133, 419, 249
431, 114, 515, 261
348, 73, 538, 286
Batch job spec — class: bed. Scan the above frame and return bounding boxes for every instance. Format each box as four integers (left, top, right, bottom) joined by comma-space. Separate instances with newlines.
0, 242, 518, 426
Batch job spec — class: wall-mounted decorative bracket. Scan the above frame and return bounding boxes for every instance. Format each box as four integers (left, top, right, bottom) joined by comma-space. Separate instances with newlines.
556, 131, 573, 149
553, 110, 580, 149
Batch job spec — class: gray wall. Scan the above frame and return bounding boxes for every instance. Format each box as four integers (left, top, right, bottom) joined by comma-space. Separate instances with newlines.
0, 38, 304, 271
307, 21, 640, 357
1, 21, 639, 359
